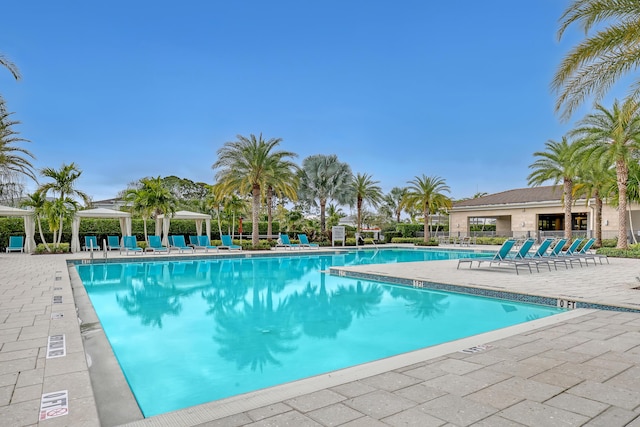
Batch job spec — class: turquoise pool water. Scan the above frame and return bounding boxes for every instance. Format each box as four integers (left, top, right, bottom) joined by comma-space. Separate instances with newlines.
77, 250, 561, 417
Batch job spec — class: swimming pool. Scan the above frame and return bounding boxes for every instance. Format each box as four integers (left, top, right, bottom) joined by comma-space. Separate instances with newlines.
77, 250, 561, 417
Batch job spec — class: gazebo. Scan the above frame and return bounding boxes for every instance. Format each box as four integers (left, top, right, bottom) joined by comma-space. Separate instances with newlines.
0, 205, 37, 253
71, 208, 132, 253
155, 210, 212, 246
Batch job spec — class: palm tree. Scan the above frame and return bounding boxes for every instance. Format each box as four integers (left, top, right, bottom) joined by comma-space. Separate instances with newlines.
213, 134, 296, 246
297, 154, 353, 233
326, 203, 344, 228
403, 175, 452, 242
264, 157, 299, 240
528, 137, 580, 241
573, 152, 615, 247
20, 191, 51, 252
0, 109, 36, 201
570, 98, 640, 248
553, 1, 640, 120
38, 163, 90, 245
351, 172, 383, 233
383, 187, 407, 223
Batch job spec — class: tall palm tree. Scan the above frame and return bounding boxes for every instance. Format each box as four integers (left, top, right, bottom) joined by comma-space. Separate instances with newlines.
528, 137, 580, 241
38, 163, 90, 245
264, 157, 299, 240
384, 187, 407, 223
213, 134, 296, 246
297, 154, 353, 233
0, 109, 36, 201
351, 172, 383, 233
553, 1, 640, 120
403, 175, 451, 242
572, 152, 615, 247
570, 98, 640, 248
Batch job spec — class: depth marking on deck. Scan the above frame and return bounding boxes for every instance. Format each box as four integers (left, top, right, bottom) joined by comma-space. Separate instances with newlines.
46, 334, 66, 358
51, 313, 64, 320
52, 295, 63, 304
460, 344, 493, 354
39, 390, 68, 420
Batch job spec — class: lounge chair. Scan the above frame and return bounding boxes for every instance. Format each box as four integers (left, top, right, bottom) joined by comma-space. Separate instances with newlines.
457, 239, 516, 269
188, 235, 199, 247
540, 238, 570, 269
196, 235, 218, 252
277, 233, 300, 250
297, 233, 319, 249
220, 234, 242, 250
84, 236, 99, 251
147, 235, 170, 254
569, 238, 608, 265
169, 235, 195, 253
479, 238, 536, 274
557, 238, 585, 267
525, 238, 555, 271
123, 236, 144, 255
107, 235, 123, 252
6, 235, 24, 253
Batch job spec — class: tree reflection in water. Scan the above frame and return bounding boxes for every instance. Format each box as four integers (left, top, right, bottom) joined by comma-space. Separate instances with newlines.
390, 286, 450, 319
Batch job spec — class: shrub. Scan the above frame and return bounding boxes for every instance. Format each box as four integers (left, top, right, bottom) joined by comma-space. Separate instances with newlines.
414, 239, 439, 246
596, 247, 640, 258
35, 243, 70, 254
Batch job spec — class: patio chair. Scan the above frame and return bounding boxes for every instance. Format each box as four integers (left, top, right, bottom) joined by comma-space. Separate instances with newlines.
196, 235, 218, 252
169, 235, 195, 253
277, 233, 300, 250
147, 235, 170, 254
188, 235, 199, 247
568, 238, 608, 265
84, 236, 99, 251
525, 238, 555, 271
107, 236, 123, 252
220, 234, 242, 250
479, 238, 536, 274
457, 239, 516, 269
540, 238, 570, 269
6, 235, 24, 253
123, 236, 144, 255
556, 238, 585, 267
297, 234, 319, 249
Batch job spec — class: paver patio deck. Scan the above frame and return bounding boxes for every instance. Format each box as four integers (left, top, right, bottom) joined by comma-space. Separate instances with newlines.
1, 246, 639, 426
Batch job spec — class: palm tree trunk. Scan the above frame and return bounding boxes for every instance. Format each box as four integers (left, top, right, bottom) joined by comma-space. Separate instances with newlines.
252, 185, 260, 246
217, 206, 223, 237
143, 217, 148, 243
629, 204, 637, 244
563, 179, 573, 241
617, 159, 629, 249
266, 187, 273, 240
319, 198, 327, 233
357, 198, 363, 233
423, 207, 429, 242
37, 218, 50, 252
595, 194, 602, 247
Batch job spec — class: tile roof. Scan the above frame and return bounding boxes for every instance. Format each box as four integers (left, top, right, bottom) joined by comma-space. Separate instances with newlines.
453, 185, 563, 208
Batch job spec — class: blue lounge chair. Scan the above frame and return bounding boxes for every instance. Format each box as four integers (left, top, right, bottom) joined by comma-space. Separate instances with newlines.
84, 236, 99, 251
196, 235, 218, 252
277, 233, 300, 250
457, 239, 516, 269
147, 235, 170, 254
107, 235, 123, 252
480, 238, 536, 274
540, 238, 570, 269
123, 236, 144, 255
220, 234, 242, 250
557, 238, 585, 267
188, 235, 199, 247
526, 238, 555, 271
568, 238, 608, 265
6, 235, 24, 253
169, 235, 195, 253
298, 233, 319, 249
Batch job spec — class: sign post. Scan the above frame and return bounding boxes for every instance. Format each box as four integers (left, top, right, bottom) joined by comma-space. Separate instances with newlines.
332, 226, 345, 247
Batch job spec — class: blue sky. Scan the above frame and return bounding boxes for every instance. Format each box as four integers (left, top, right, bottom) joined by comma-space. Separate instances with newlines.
1, 1, 610, 203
